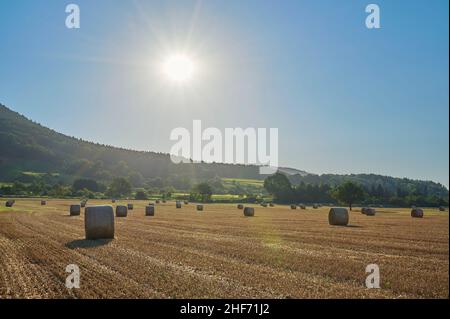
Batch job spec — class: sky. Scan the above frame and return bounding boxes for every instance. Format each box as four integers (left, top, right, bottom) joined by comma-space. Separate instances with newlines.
0, 0, 448, 187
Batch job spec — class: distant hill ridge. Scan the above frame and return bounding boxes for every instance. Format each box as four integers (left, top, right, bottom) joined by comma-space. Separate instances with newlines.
0, 103, 448, 198
0, 103, 262, 182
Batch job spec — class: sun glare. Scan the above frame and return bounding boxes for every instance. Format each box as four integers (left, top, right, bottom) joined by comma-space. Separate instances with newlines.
162, 54, 195, 83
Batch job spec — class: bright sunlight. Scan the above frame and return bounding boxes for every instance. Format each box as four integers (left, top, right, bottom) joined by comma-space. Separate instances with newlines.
162, 54, 195, 83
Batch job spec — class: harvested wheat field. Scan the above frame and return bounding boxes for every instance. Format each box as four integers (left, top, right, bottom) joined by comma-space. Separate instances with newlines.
0, 199, 448, 299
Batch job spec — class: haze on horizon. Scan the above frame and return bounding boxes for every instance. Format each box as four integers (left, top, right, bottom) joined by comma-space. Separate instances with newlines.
0, 0, 448, 187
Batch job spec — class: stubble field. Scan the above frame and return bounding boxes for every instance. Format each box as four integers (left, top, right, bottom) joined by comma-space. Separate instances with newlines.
0, 199, 448, 299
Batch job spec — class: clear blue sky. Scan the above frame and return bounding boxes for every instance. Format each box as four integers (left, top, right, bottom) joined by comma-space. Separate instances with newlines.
0, 0, 448, 187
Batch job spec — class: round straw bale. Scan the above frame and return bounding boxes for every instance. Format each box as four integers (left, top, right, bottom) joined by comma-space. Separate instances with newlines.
70, 204, 81, 216
85, 205, 114, 240
261, 203, 268, 207
176, 201, 181, 209
313, 204, 319, 209
237, 204, 244, 209
411, 208, 424, 218
127, 203, 133, 210
162, 200, 167, 203
439, 206, 446, 212
41, 200, 46, 206
299, 204, 306, 209
155, 200, 160, 204
290, 205, 297, 209
111, 199, 116, 203
5, 200, 14, 207
145, 205, 155, 216
184, 200, 189, 205
328, 208, 349, 226
269, 203, 274, 207
80, 200, 87, 208
243, 207, 255, 217
364, 208, 376, 216
116, 205, 128, 217
197, 204, 204, 211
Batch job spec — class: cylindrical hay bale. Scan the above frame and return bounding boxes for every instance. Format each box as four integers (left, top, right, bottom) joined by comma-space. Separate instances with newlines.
5, 200, 14, 207
237, 204, 244, 209
85, 205, 114, 240
411, 208, 424, 218
127, 203, 133, 210
184, 200, 189, 205
439, 206, 446, 212
145, 205, 155, 216
111, 199, 116, 203
80, 200, 87, 208
299, 204, 306, 210
162, 200, 167, 203
70, 204, 81, 216
116, 205, 128, 217
361, 207, 367, 214
261, 203, 267, 207
148, 202, 155, 206
313, 204, 319, 209
197, 204, 204, 211
155, 200, 160, 204
290, 205, 297, 209
243, 207, 255, 217
364, 208, 376, 216
269, 203, 274, 207
328, 208, 349, 226
41, 200, 46, 206
176, 201, 182, 209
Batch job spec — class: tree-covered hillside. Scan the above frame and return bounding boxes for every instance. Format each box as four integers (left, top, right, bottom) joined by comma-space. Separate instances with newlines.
287, 173, 448, 200
0, 103, 261, 186
0, 103, 448, 205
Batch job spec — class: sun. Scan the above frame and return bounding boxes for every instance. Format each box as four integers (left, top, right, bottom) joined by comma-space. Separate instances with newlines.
162, 54, 195, 83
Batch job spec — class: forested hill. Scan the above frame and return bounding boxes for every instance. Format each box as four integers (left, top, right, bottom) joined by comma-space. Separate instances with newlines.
0, 103, 261, 184
0, 103, 448, 200
287, 173, 448, 200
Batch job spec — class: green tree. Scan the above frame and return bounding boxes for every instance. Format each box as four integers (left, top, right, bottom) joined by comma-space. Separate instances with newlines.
72, 178, 99, 192
161, 186, 175, 199
128, 171, 144, 187
332, 181, 365, 211
190, 182, 213, 202
107, 177, 132, 198
134, 188, 148, 200
263, 172, 294, 203
114, 160, 130, 176
147, 177, 164, 188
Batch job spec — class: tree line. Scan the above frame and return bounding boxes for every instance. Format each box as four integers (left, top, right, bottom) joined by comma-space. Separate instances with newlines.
264, 173, 449, 208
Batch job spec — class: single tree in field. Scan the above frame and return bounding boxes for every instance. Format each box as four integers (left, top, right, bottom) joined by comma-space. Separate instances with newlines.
332, 181, 365, 211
